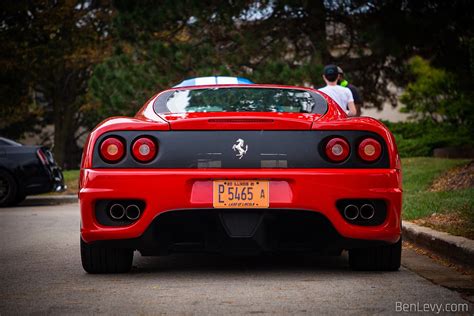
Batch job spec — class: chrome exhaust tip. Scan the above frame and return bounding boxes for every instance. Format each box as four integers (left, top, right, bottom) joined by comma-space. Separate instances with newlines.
109, 203, 125, 220
343, 204, 359, 220
360, 204, 375, 220
125, 204, 141, 220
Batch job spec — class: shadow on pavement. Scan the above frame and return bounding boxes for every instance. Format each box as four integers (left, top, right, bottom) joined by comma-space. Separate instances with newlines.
16, 195, 78, 207
130, 252, 352, 274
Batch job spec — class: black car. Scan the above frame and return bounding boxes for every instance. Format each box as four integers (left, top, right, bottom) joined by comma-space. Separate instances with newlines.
0, 137, 66, 206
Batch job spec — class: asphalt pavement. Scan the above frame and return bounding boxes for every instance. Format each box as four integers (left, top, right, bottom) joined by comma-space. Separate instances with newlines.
0, 202, 472, 315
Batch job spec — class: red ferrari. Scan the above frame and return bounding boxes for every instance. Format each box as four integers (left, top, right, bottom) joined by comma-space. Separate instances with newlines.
79, 78, 402, 273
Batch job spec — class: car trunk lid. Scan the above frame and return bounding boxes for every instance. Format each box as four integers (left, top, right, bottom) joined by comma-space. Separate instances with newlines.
159, 112, 323, 130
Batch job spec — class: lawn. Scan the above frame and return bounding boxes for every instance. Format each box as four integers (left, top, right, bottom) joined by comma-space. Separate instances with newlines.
401, 157, 473, 238
60, 157, 473, 237
402, 157, 471, 218
62, 169, 80, 194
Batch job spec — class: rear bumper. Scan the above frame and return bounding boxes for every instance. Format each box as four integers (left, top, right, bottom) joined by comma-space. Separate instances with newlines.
80, 168, 402, 247
24, 165, 66, 195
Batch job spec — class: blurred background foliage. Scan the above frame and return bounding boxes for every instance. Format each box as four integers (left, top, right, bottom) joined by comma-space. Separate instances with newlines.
383, 120, 473, 158
1, 0, 473, 168
401, 56, 474, 127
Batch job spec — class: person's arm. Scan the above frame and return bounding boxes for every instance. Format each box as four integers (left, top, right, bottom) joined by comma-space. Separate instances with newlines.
345, 88, 357, 117
349, 85, 363, 116
347, 101, 357, 117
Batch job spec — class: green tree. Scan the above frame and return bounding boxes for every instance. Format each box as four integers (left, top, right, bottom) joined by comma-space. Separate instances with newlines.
0, 0, 112, 168
88, 0, 474, 124
86, 0, 332, 122
401, 56, 474, 128
3, 0, 474, 167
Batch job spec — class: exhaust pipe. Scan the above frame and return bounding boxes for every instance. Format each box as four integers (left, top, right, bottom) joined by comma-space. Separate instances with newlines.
360, 204, 375, 220
343, 204, 359, 220
126, 204, 141, 220
109, 204, 125, 220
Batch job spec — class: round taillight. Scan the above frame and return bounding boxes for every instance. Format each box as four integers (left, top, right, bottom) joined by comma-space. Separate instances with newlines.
358, 138, 382, 162
325, 137, 350, 162
132, 137, 157, 162
100, 137, 125, 163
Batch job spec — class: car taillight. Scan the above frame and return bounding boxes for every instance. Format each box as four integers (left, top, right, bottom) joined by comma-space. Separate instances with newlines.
36, 149, 49, 166
325, 137, 350, 162
132, 137, 157, 162
100, 137, 125, 163
358, 138, 382, 162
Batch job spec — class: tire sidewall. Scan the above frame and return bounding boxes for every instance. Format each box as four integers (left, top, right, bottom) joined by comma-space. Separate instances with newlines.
0, 170, 18, 207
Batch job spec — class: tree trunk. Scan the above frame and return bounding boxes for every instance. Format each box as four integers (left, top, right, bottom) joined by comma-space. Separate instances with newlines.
53, 102, 71, 169
52, 70, 83, 169
306, 0, 330, 64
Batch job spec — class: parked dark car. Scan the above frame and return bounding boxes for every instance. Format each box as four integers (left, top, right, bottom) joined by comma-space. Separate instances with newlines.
0, 137, 66, 207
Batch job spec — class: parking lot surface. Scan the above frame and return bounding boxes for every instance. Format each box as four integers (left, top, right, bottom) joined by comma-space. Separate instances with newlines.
0, 203, 472, 315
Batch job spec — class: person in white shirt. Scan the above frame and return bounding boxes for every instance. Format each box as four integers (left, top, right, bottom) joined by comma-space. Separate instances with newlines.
318, 64, 357, 116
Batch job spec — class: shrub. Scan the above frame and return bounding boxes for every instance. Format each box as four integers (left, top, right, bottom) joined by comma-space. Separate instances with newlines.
382, 120, 473, 157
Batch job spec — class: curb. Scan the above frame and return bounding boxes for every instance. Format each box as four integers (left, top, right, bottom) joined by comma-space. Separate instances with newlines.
402, 221, 474, 267
21, 194, 78, 206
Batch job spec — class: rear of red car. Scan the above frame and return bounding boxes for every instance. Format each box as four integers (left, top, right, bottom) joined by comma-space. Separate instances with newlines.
79, 85, 402, 273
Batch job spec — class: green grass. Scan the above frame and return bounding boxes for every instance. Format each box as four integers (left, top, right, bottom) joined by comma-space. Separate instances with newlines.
403, 188, 473, 219
401, 157, 472, 220
402, 157, 473, 239
401, 157, 469, 193
63, 170, 80, 182
62, 169, 80, 194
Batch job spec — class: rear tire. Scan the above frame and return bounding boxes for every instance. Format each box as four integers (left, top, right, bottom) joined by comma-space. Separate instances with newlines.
349, 238, 401, 271
14, 191, 26, 205
81, 238, 133, 273
0, 170, 18, 207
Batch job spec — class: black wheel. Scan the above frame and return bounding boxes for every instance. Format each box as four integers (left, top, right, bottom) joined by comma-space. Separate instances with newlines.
349, 238, 401, 271
0, 170, 18, 207
14, 191, 26, 205
81, 238, 133, 273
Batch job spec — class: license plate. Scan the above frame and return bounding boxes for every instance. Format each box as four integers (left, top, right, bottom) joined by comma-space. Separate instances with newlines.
213, 180, 269, 208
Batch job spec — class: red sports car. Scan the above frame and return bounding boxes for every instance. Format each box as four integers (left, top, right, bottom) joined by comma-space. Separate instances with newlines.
79, 80, 402, 273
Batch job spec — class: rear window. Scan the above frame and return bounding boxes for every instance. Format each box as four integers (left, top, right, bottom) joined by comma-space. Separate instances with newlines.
154, 87, 327, 114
